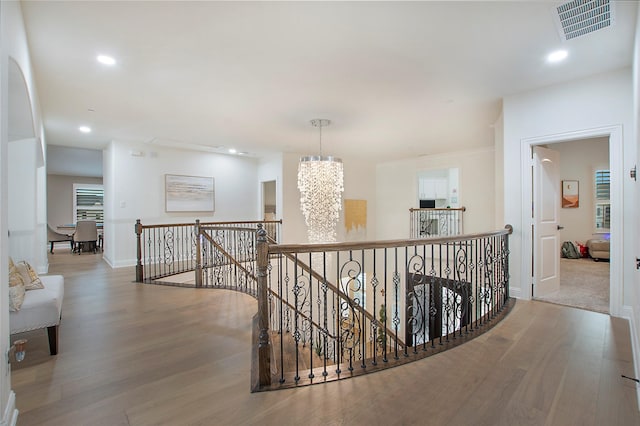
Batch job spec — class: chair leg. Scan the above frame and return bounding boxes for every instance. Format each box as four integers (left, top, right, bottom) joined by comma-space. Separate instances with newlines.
47, 325, 59, 355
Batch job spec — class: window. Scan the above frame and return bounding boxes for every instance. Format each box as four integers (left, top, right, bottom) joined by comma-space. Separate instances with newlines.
74, 184, 104, 225
594, 169, 610, 232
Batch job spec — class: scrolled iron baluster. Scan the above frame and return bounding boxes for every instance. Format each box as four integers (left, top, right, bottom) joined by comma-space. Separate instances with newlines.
292, 266, 311, 381
284, 272, 291, 333
392, 269, 401, 359
370, 271, 380, 364
428, 248, 437, 348
484, 240, 495, 317
455, 245, 469, 335
145, 232, 153, 280
406, 253, 426, 352
164, 228, 176, 272
338, 258, 363, 370
407, 283, 426, 353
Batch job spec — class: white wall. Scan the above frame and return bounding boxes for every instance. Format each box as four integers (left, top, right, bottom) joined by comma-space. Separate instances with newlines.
103, 141, 260, 268
376, 147, 497, 241
46, 175, 103, 229
494, 113, 505, 227
257, 153, 283, 222
631, 4, 640, 409
341, 157, 378, 242
555, 137, 609, 245
503, 69, 634, 306
36, 162, 47, 273
7, 139, 38, 266
280, 152, 315, 244
1, 1, 47, 423
0, 22, 10, 426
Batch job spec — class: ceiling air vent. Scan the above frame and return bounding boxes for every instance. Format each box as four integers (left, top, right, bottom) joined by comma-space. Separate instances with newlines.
553, 0, 615, 41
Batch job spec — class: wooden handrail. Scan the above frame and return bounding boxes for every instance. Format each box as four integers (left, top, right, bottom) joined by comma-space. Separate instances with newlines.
270, 225, 512, 254
409, 206, 467, 212
139, 219, 282, 230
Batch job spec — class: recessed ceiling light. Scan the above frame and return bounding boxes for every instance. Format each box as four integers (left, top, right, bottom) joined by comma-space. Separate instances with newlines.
97, 55, 116, 66
79, 126, 91, 133
228, 148, 237, 154
547, 50, 568, 63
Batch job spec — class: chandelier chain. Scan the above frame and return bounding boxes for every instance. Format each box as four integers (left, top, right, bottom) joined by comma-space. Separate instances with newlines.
319, 123, 322, 156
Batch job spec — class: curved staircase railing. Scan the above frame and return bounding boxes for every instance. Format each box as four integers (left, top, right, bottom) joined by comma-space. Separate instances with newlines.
254, 224, 513, 391
135, 220, 513, 392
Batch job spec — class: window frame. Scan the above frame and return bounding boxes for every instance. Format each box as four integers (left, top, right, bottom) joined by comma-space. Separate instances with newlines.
73, 183, 104, 225
594, 169, 610, 233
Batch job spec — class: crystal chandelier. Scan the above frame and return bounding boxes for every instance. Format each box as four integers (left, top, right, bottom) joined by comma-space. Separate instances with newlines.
298, 119, 344, 243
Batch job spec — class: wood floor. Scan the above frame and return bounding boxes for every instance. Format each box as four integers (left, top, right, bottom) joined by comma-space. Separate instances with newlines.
10, 251, 639, 425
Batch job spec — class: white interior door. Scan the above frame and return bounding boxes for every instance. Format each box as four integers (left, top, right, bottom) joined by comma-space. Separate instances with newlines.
533, 146, 561, 297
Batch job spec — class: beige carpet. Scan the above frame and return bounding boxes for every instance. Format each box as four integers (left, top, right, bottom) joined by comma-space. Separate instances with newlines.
536, 257, 609, 314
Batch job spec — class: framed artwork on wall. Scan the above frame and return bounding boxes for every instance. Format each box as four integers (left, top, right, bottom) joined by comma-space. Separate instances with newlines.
562, 180, 579, 208
165, 174, 215, 212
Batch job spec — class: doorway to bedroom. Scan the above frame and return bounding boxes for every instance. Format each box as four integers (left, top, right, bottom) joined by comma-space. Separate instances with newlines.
532, 136, 611, 314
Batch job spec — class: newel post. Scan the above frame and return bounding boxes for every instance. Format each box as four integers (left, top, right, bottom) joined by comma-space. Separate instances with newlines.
256, 224, 271, 387
504, 225, 512, 301
195, 219, 203, 288
135, 219, 143, 282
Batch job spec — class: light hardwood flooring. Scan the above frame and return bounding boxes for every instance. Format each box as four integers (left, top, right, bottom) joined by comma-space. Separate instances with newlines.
10, 251, 640, 425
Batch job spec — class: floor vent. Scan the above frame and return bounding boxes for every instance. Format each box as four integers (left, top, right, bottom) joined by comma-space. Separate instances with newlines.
553, 0, 615, 41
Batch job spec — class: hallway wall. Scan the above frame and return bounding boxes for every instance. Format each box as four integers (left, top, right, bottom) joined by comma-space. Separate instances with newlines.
502, 69, 633, 305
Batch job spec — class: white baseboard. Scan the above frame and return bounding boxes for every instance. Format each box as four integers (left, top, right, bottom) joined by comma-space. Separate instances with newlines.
620, 305, 640, 411
107, 258, 137, 269
1, 391, 18, 426
509, 286, 526, 300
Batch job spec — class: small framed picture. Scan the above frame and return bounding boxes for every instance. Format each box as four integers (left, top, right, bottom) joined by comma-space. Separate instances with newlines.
562, 180, 579, 208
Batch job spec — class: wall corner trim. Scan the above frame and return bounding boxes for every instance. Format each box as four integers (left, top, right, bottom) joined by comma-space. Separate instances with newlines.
620, 305, 640, 410
1, 390, 19, 426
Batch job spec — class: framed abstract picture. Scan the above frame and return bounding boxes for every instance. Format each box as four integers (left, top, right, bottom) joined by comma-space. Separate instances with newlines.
562, 180, 579, 208
165, 174, 215, 212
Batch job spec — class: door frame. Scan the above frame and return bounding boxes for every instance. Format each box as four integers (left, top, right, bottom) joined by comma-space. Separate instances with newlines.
520, 125, 623, 316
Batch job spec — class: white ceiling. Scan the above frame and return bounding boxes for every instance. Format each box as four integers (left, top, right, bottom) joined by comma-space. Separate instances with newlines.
20, 1, 637, 165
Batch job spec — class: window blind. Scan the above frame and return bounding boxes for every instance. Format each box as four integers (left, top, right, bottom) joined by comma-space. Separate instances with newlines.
75, 186, 104, 225
595, 169, 610, 200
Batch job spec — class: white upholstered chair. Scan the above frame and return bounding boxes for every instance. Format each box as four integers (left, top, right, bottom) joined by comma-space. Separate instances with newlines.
47, 225, 74, 253
73, 220, 98, 254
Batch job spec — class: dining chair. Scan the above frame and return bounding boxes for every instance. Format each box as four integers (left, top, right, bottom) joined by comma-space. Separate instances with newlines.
73, 220, 98, 254
47, 225, 74, 253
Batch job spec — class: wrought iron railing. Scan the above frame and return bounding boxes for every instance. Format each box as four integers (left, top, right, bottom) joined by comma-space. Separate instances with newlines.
255, 224, 513, 390
409, 207, 465, 238
199, 224, 258, 294
135, 219, 281, 285
135, 219, 513, 392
